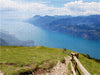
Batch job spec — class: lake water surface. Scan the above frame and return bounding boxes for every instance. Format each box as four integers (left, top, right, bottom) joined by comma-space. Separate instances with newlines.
1, 20, 100, 59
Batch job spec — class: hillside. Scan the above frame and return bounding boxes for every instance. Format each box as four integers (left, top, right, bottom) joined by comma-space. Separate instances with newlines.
0, 32, 34, 46
0, 46, 100, 75
0, 38, 8, 46
28, 15, 100, 41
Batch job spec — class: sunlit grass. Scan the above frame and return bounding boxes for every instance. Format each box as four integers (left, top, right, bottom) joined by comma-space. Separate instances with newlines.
0, 46, 69, 75
0, 46, 100, 75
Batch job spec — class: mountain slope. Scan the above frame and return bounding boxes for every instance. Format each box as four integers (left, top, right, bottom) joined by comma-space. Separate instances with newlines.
29, 15, 100, 41
0, 38, 8, 46
0, 46, 100, 75
0, 32, 34, 46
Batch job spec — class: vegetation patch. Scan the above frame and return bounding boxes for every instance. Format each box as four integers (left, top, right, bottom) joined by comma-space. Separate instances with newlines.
0, 46, 100, 75
0, 46, 69, 75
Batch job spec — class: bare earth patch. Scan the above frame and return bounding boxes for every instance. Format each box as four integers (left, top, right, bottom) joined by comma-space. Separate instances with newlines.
33, 57, 71, 75
0, 71, 3, 75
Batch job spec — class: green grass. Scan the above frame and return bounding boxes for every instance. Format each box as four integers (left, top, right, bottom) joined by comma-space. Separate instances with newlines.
0, 46, 100, 75
68, 63, 72, 75
78, 54, 100, 75
0, 46, 70, 75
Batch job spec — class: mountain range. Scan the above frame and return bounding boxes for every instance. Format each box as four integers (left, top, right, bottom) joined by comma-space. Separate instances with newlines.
0, 32, 34, 46
28, 15, 100, 41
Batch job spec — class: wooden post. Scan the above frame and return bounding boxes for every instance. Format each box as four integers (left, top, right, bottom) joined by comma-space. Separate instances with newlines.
70, 53, 90, 75
76, 53, 79, 58
73, 56, 90, 75
71, 54, 74, 61
74, 62, 77, 71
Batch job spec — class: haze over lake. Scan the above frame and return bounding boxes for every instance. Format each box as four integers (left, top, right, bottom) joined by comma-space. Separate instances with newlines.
1, 19, 100, 59
0, 0, 100, 60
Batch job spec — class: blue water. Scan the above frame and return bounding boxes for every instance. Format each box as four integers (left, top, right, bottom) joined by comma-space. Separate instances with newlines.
1, 20, 100, 59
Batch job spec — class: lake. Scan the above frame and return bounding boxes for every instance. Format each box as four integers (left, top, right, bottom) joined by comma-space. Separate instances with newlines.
1, 20, 100, 59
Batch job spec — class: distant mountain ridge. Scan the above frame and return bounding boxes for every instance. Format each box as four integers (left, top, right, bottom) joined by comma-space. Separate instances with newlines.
0, 38, 8, 46
0, 32, 34, 46
28, 15, 100, 41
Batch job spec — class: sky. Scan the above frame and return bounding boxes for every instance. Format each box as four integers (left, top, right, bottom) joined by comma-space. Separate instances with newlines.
0, 0, 100, 20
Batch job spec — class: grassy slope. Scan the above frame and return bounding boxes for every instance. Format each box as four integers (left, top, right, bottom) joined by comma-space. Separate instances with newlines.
0, 46, 100, 75
79, 54, 100, 75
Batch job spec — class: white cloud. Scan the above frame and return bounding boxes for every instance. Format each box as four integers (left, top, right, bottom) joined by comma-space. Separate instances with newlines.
0, 0, 100, 17
0, 0, 51, 11
64, 1, 100, 16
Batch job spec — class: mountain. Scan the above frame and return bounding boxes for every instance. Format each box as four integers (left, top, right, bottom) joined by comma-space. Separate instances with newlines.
0, 32, 34, 46
28, 15, 72, 26
0, 38, 8, 46
28, 15, 100, 41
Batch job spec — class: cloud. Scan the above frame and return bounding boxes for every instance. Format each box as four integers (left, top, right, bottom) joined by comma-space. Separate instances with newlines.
64, 1, 100, 16
0, 0, 100, 17
0, 0, 51, 11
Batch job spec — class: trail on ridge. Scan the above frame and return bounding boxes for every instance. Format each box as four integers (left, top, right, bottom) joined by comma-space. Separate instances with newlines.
34, 57, 71, 75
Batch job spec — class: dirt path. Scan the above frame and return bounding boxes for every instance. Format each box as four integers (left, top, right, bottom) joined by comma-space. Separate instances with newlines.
0, 71, 3, 75
35, 57, 71, 75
